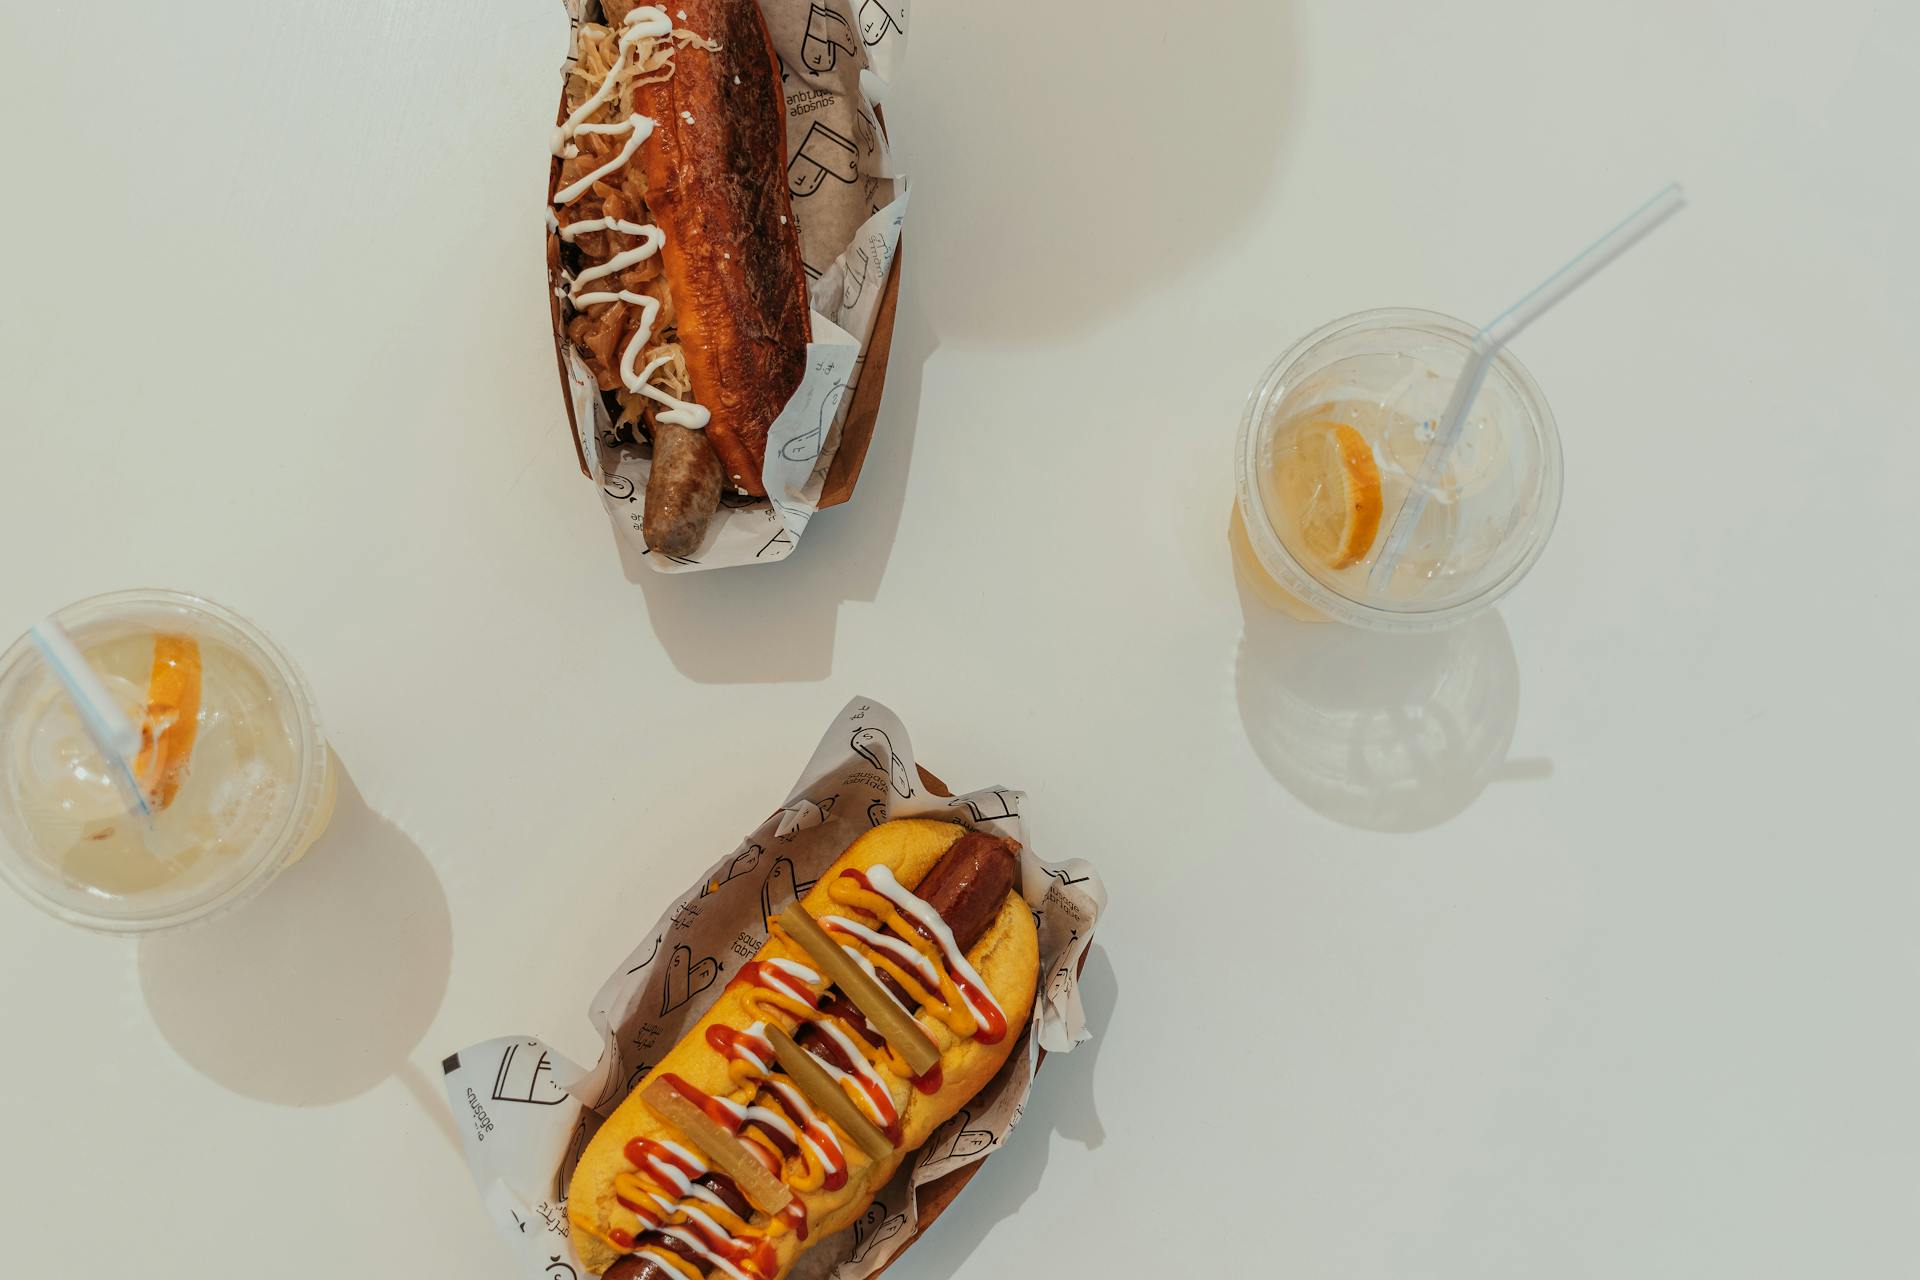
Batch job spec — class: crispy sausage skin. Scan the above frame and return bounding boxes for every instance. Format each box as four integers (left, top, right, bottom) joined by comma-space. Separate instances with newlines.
604, 1256, 669, 1280
915, 832, 1021, 953
599, 1174, 751, 1280
642, 423, 724, 557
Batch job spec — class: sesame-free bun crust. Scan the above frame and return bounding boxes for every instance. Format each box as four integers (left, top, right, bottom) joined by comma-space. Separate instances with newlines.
570, 820, 1039, 1276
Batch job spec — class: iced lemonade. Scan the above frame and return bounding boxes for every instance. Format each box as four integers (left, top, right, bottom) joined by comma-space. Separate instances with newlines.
0, 592, 334, 931
1234, 310, 1562, 630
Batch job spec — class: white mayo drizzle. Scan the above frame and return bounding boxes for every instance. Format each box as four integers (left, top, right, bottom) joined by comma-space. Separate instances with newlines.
626, 351, 711, 429
840, 942, 918, 1023
561, 218, 666, 294
741, 1104, 797, 1144
724, 1019, 774, 1074
656, 1138, 708, 1175
552, 7, 673, 155
637, 1136, 706, 1197
550, 5, 710, 429
676, 1203, 750, 1252
638, 1174, 758, 1279
761, 957, 821, 996
630, 1100, 759, 1272
862, 865, 1007, 1035
646, 1159, 694, 1198
681, 1182, 736, 1214
808, 1018, 896, 1126
708, 1093, 748, 1126
657, 1226, 755, 1280
636, 1247, 695, 1277
552, 116, 653, 204
823, 914, 942, 990
761, 1077, 844, 1173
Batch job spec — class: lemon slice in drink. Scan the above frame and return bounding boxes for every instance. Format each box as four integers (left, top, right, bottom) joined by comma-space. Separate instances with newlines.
134, 635, 202, 811
1271, 419, 1383, 570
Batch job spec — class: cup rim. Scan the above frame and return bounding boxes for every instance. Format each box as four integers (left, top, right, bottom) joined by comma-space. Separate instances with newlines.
0, 589, 330, 934
1234, 307, 1564, 632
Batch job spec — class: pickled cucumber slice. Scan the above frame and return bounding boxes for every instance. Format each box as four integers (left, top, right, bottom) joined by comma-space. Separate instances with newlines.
779, 903, 939, 1077
765, 1024, 893, 1161
639, 1078, 792, 1215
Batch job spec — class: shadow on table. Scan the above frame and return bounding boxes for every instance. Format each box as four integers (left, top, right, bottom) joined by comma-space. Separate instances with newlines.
903, 0, 1298, 345
138, 762, 453, 1112
1232, 543, 1550, 832
904, 945, 1115, 1280
613, 285, 937, 683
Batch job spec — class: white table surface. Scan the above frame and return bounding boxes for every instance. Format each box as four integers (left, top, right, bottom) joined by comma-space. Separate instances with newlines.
3, 0, 1916, 1274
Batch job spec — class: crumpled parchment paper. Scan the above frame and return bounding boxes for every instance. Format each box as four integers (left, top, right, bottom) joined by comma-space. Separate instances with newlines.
444, 696, 1108, 1279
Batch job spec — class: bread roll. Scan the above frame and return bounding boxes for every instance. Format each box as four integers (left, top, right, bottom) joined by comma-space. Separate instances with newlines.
569, 820, 1038, 1278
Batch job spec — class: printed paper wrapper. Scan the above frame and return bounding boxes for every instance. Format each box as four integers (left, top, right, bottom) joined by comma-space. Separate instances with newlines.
443, 697, 1109, 1279
556, 0, 909, 572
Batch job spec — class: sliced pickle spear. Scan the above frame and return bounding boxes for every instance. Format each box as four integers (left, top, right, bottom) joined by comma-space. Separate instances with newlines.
765, 1024, 894, 1161
639, 1078, 792, 1215
779, 903, 940, 1076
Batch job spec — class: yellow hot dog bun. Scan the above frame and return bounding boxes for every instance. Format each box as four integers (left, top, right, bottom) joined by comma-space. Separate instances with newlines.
569, 819, 1039, 1278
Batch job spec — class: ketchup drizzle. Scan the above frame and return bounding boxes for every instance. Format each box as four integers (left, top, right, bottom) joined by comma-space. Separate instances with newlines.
673, 1208, 779, 1279
815, 992, 880, 1047
615, 1194, 661, 1228
733, 959, 816, 1004
707, 1023, 773, 1067
662, 1072, 743, 1133
617, 862, 1011, 1269
953, 973, 1008, 1044
839, 868, 1008, 1044
624, 1136, 704, 1185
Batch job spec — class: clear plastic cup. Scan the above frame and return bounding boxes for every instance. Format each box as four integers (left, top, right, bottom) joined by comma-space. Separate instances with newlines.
1233, 308, 1563, 632
0, 590, 336, 933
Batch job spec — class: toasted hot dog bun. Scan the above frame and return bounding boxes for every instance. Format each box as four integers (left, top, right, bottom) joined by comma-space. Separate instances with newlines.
552, 0, 809, 553
632, 0, 810, 498
569, 819, 1039, 1277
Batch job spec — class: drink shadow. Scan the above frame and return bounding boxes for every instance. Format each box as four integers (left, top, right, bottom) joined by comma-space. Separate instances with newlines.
896, 945, 1115, 1280
137, 762, 453, 1112
1232, 553, 1548, 832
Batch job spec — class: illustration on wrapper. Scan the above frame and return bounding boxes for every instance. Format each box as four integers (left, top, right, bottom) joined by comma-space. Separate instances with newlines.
441, 696, 1108, 1280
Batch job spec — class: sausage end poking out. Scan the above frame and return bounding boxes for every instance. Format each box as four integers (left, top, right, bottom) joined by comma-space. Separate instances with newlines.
917, 832, 1022, 953
643, 423, 725, 557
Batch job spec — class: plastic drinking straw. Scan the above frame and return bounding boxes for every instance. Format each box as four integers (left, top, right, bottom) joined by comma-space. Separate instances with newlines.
28, 618, 155, 823
1368, 183, 1688, 591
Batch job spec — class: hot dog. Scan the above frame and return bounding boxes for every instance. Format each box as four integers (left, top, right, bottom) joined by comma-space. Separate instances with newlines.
570, 820, 1037, 1278
551, 1, 809, 558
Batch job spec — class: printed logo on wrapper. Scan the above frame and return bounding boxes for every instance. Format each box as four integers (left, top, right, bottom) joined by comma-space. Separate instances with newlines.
790, 121, 861, 194
442, 697, 1108, 1280
858, 0, 903, 50
596, 317, 863, 571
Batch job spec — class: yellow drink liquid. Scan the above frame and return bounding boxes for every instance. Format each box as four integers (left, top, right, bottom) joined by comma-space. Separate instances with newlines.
0, 592, 333, 931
